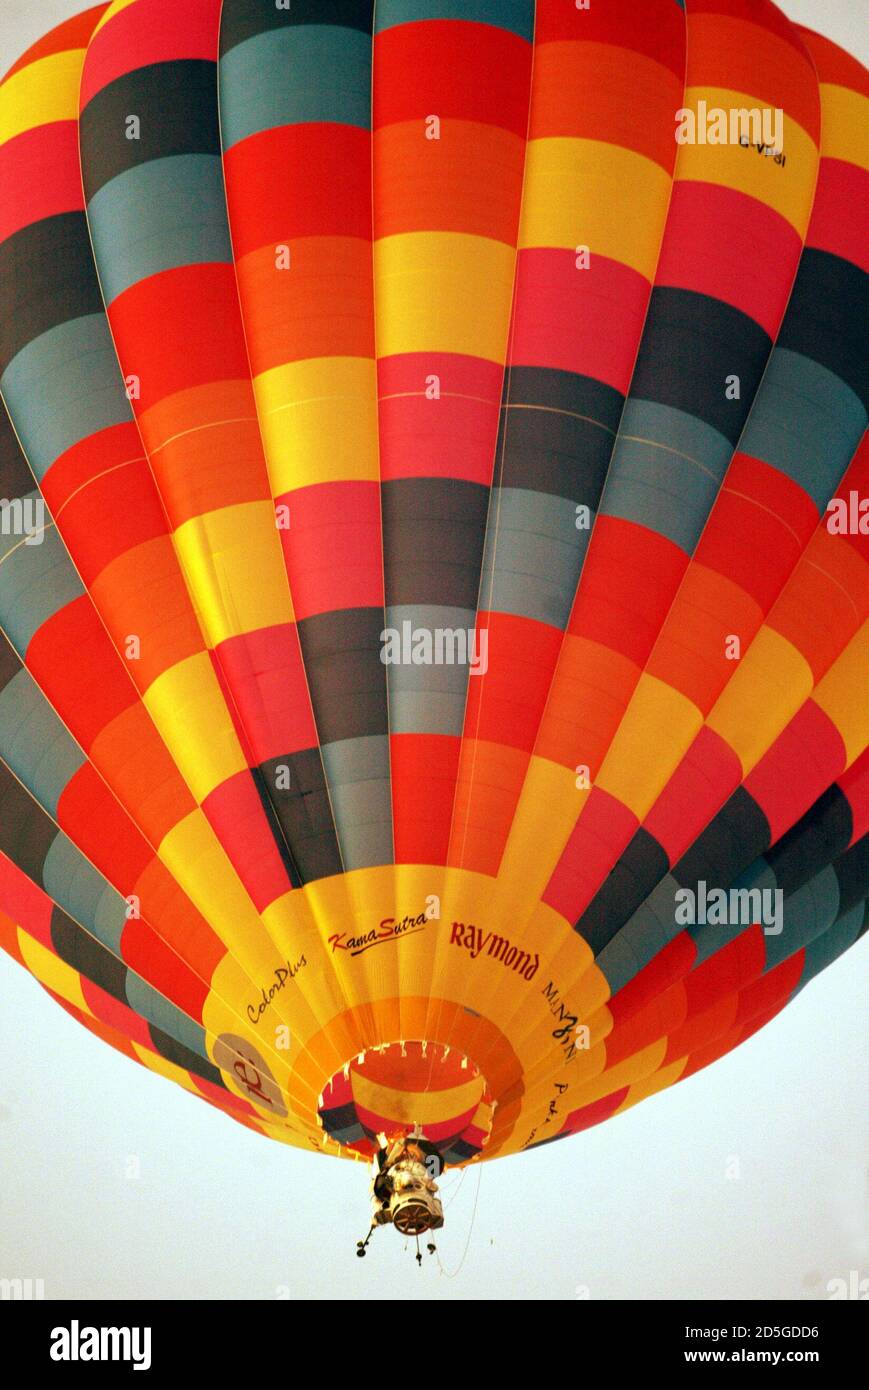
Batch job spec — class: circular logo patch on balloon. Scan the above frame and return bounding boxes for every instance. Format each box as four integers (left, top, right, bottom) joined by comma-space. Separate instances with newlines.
214, 1035, 287, 1117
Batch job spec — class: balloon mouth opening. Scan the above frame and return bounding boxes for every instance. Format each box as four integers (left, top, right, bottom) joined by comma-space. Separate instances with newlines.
317, 1039, 494, 1162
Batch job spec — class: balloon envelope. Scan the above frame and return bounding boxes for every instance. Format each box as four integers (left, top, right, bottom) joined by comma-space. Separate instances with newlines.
0, 0, 866, 1167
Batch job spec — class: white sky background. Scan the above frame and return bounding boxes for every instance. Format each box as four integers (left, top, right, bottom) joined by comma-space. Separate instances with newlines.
0, 0, 866, 1301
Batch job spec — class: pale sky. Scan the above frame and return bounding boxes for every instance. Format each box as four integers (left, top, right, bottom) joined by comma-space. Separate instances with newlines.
0, 0, 866, 1301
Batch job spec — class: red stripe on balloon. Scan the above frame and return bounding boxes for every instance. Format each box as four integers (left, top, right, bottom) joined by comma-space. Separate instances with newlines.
744, 702, 847, 845
378, 353, 504, 484
210, 627, 319, 760
201, 773, 295, 913
0, 125, 83, 241
79, 0, 220, 108
509, 249, 650, 393
654, 183, 803, 339
644, 727, 743, 863
279, 482, 384, 619
374, 22, 532, 137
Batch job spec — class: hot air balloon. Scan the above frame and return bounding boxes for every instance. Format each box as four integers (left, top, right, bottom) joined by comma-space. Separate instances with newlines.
0, 0, 866, 1257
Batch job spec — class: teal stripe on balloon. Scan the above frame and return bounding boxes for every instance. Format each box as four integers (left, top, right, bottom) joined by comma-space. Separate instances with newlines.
0, 317, 130, 476
763, 864, 841, 972
0, 525, 85, 654
479, 489, 592, 630
384, 603, 477, 736
87, 155, 233, 305
0, 667, 86, 818
126, 976, 212, 1058
319, 736, 393, 869
795, 899, 866, 991
374, 0, 533, 42
219, 27, 371, 149
738, 348, 866, 512
43, 835, 128, 954
600, 400, 733, 553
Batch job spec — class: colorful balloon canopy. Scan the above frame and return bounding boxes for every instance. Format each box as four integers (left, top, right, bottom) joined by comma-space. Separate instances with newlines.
0, 0, 866, 1166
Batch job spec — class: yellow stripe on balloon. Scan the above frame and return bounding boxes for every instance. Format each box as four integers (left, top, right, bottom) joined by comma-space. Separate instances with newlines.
817, 84, 869, 170
173, 500, 296, 641
596, 676, 702, 818
158, 812, 285, 973
575, 1038, 670, 1104
811, 624, 869, 766
0, 52, 83, 145
493, 759, 589, 911
676, 89, 818, 236
519, 138, 672, 280
133, 1043, 205, 1094
143, 651, 248, 799
18, 933, 89, 1013
254, 357, 379, 492
374, 232, 516, 361
616, 1057, 689, 1111
706, 627, 814, 774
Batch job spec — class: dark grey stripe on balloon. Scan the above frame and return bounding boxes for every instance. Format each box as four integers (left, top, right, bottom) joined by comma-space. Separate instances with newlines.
253, 753, 344, 881
382, 477, 489, 609
627, 286, 772, 445
0, 631, 21, 695
796, 898, 867, 991
575, 828, 671, 954
765, 783, 853, 896
776, 249, 869, 409
296, 607, 389, 743
80, 61, 221, 201
688, 862, 778, 967
0, 760, 58, 884
674, 787, 772, 889
762, 864, 841, 972
0, 214, 104, 377
0, 401, 33, 499
51, 904, 128, 1004
219, 0, 374, 56
285, 608, 392, 869
575, 787, 769, 957
147, 1024, 224, 1085
833, 833, 869, 915
49, 908, 221, 1073
496, 367, 623, 501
